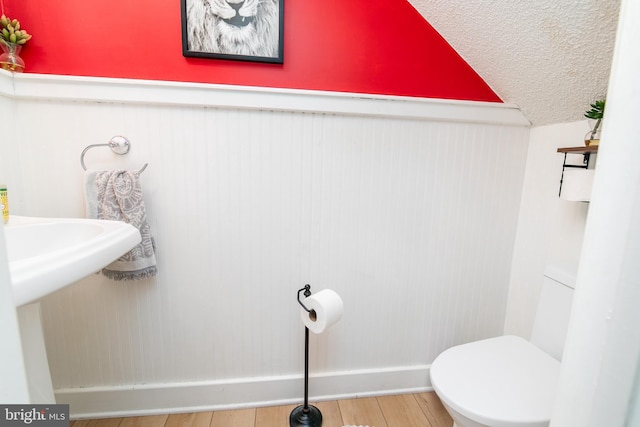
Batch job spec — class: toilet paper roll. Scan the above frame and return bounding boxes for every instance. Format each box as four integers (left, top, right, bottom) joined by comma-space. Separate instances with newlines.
300, 289, 344, 334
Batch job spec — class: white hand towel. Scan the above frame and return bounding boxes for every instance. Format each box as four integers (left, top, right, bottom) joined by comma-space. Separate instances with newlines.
85, 170, 157, 280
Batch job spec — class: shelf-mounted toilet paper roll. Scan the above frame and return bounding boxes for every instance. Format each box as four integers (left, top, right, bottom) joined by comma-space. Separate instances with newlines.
290, 284, 344, 427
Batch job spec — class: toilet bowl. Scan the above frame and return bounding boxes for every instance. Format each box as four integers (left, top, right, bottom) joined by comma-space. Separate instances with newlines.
431, 335, 560, 427
430, 265, 576, 427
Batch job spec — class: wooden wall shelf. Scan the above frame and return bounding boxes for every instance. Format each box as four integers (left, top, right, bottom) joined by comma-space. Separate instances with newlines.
557, 145, 599, 154
557, 145, 598, 201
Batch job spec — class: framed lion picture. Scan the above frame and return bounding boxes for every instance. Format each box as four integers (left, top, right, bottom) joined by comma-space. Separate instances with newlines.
181, 0, 284, 64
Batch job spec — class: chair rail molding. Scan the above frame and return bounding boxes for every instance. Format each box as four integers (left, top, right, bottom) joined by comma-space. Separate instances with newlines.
0, 69, 529, 127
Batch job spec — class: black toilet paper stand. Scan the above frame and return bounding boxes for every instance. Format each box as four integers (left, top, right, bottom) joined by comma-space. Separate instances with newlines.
290, 284, 323, 427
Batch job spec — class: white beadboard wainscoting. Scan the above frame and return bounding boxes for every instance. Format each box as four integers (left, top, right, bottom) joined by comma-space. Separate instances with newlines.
0, 70, 529, 417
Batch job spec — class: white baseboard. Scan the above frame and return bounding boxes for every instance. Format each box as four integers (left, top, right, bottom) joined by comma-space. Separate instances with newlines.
57, 365, 431, 419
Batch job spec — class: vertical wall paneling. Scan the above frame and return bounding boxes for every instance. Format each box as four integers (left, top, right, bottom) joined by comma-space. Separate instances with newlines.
0, 86, 23, 214
1, 74, 529, 416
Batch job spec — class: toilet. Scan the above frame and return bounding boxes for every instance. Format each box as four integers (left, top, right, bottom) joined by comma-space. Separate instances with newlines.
430, 265, 576, 427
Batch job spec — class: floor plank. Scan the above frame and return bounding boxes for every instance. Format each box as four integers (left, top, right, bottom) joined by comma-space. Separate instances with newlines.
85, 419, 123, 427
119, 415, 168, 427
338, 397, 389, 427
414, 392, 453, 427
313, 400, 343, 427
210, 408, 256, 427
376, 394, 434, 427
255, 404, 297, 427
165, 411, 213, 427
71, 392, 451, 427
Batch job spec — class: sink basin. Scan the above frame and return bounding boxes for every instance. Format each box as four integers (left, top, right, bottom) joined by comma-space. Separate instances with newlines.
4, 216, 141, 306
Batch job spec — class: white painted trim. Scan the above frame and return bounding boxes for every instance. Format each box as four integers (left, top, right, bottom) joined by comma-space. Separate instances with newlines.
0, 69, 15, 96
0, 70, 529, 126
57, 365, 431, 419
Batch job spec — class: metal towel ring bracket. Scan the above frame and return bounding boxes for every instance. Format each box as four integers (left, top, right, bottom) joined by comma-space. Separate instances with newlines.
80, 136, 148, 173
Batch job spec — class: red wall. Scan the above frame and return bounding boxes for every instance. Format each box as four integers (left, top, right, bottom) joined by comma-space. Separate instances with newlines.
4, 0, 501, 102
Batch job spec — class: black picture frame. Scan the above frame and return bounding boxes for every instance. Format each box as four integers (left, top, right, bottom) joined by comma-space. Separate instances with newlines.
180, 0, 284, 64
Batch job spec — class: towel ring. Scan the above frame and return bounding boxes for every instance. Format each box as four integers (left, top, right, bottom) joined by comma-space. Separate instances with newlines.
80, 136, 148, 173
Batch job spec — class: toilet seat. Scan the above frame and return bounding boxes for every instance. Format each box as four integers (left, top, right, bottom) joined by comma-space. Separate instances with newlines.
430, 335, 560, 427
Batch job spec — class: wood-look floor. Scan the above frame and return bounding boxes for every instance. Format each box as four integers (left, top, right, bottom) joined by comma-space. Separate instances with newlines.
71, 392, 452, 427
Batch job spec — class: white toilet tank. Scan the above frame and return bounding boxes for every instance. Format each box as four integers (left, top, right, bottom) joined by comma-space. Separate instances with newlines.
529, 264, 577, 361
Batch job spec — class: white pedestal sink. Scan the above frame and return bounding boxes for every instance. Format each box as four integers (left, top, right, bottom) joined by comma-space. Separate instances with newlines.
6, 216, 142, 306
4, 216, 141, 403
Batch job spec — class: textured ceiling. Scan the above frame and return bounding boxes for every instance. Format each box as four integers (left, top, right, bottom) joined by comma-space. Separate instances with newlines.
409, 0, 621, 125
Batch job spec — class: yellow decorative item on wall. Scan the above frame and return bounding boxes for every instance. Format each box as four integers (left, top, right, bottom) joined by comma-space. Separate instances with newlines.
1, 184, 8, 224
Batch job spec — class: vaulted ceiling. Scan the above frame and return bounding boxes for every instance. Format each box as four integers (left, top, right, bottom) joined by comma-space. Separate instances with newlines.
409, 0, 621, 126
